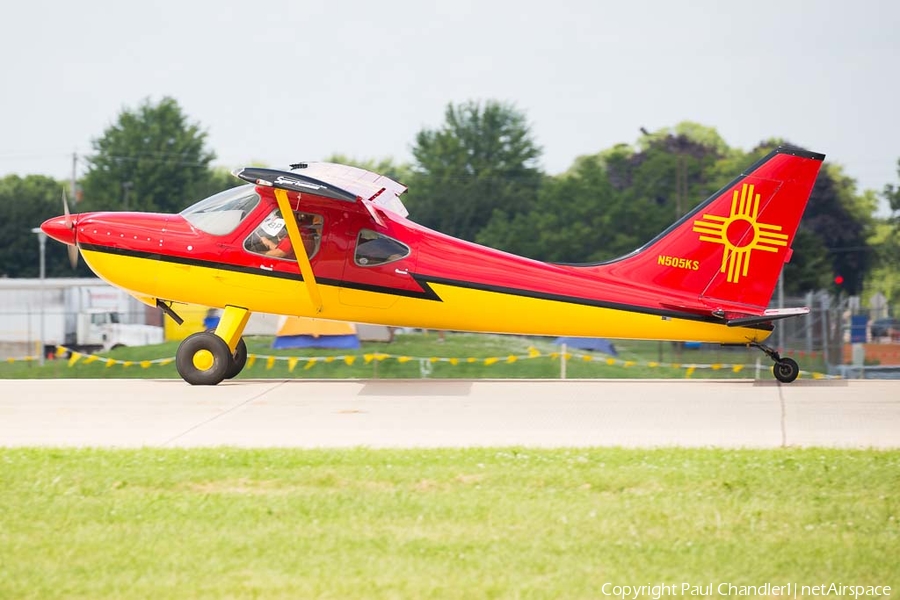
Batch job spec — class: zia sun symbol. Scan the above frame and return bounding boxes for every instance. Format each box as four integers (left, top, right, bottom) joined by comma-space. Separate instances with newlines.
692, 183, 789, 284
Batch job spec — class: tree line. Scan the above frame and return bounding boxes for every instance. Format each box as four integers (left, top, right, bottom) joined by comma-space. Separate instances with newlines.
2, 97, 898, 310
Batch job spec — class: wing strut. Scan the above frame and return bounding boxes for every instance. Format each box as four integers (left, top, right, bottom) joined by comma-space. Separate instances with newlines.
274, 188, 323, 313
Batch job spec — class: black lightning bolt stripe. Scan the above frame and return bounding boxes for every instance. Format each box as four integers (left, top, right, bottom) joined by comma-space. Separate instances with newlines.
77, 242, 440, 300
78, 242, 772, 330
410, 274, 772, 328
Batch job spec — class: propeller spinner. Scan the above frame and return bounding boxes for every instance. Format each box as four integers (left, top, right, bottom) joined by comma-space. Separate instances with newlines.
40, 190, 79, 269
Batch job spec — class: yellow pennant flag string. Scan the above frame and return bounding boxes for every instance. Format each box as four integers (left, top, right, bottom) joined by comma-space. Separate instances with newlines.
43, 344, 839, 380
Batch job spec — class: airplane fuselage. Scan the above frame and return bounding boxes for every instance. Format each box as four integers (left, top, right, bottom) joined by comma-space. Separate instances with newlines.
42, 149, 825, 384
69, 195, 769, 345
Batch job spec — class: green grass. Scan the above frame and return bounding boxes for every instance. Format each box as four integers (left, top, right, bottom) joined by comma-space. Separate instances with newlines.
0, 332, 830, 380
0, 448, 897, 599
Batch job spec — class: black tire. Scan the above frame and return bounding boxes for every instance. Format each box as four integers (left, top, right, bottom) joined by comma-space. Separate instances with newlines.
225, 337, 248, 380
773, 357, 800, 384
176, 332, 231, 386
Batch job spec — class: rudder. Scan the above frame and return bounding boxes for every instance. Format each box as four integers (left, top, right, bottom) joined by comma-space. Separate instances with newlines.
604, 146, 824, 312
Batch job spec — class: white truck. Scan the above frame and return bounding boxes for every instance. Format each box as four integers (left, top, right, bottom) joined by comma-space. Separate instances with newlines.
72, 308, 164, 353
0, 278, 164, 358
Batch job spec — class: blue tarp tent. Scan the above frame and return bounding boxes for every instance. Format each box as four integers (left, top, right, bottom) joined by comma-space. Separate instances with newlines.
553, 337, 617, 356
272, 317, 361, 349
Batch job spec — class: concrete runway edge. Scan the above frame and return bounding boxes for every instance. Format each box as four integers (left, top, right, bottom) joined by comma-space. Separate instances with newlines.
0, 379, 897, 448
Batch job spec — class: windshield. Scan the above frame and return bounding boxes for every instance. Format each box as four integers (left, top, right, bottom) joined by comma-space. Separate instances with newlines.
180, 185, 260, 235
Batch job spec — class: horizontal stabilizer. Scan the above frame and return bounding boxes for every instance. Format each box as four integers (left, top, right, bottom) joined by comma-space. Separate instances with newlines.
726, 307, 809, 327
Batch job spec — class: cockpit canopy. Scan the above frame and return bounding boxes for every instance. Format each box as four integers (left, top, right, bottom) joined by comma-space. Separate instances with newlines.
234, 162, 410, 218
181, 163, 411, 238
180, 185, 260, 235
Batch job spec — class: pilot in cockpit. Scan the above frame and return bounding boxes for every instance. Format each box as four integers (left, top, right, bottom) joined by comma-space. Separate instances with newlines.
248, 210, 322, 260
257, 213, 293, 258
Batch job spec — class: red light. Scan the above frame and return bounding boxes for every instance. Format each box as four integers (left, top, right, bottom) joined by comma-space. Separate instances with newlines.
834, 275, 844, 286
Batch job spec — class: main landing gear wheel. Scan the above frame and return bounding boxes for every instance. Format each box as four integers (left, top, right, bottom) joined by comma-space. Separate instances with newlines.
176, 332, 232, 386
225, 337, 248, 380
773, 357, 800, 384
750, 342, 800, 384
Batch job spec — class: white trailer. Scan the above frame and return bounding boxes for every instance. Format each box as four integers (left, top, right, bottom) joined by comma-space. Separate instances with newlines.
0, 278, 163, 358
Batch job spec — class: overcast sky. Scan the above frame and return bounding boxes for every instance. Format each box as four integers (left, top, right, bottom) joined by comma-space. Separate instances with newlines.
2, 0, 897, 212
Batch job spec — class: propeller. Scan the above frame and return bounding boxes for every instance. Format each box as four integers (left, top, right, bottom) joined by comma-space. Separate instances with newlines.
62, 189, 79, 269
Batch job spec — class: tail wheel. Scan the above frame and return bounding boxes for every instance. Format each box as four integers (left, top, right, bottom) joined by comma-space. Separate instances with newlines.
225, 338, 248, 380
176, 332, 231, 386
773, 357, 800, 384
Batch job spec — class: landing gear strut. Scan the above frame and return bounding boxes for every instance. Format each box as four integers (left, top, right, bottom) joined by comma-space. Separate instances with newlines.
750, 342, 800, 383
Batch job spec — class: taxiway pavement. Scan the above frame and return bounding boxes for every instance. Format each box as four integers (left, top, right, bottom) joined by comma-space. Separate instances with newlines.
0, 379, 897, 448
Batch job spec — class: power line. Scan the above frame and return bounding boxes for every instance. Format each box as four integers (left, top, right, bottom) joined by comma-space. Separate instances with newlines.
0, 152, 72, 161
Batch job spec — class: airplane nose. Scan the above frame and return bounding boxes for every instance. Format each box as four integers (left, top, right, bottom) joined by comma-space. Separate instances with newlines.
40, 215, 77, 245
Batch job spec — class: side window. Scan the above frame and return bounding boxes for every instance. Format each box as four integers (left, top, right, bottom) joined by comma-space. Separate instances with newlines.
244, 209, 323, 261
354, 229, 410, 266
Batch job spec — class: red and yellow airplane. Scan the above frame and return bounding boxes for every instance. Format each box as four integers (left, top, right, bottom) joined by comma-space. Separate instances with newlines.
41, 146, 823, 385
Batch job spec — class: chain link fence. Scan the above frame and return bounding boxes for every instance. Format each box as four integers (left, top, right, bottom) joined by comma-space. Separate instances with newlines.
778, 292, 900, 378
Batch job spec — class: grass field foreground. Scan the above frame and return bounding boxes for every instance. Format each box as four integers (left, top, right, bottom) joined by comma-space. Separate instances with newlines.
0, 447, 897, 599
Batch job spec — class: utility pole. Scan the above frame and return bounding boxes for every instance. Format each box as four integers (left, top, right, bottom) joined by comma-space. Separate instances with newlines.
777, 273, 784, 352
71, 152, 78, 203
31, 228, 47, 366
676, 153, 687, 218
122, 181, 133, 210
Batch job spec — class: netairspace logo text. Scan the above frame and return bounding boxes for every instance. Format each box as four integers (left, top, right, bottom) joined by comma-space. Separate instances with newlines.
600, 582, 892, 599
